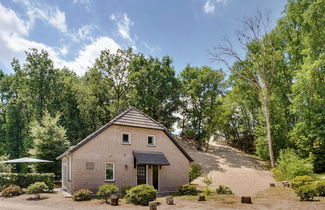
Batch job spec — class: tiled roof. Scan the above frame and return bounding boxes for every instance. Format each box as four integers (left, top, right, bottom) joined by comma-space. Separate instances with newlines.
57, 107, 193, 162
111, 108, 166, 130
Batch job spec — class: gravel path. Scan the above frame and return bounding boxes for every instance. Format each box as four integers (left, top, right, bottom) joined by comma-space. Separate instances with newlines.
179, 139, 275, 196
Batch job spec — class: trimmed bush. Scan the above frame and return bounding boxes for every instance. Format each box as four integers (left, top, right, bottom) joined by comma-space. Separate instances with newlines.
189, 164, 201, 182
295, 184, 317, 201
120, 185, 132, 198
0, 173, 54, 191
125, 184, 156, 206
96, 184, 118, 204
273, 149, 313, 180
1, 185, 22, 197
178, 184, 198, 195
73, 189, 93, 201
216, 185, 233, 194
315, 179, 325, 197
26, 182, 48, 199
291, 176, 314, 189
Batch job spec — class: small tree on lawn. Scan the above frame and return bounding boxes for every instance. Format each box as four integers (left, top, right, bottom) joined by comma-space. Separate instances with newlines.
203, 175, 213, 195
31, 111, 69, 176
96, 184, 119, 204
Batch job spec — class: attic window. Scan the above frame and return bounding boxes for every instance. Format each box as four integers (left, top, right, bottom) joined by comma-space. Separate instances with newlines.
147, 136, 155, 146
121, 133, 131, 144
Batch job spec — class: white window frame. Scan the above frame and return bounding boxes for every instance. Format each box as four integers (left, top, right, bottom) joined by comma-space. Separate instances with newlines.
121, 132, 131, 144
68, 156, 72, 181
147, 135, 155, 146
105, 162, 115, 181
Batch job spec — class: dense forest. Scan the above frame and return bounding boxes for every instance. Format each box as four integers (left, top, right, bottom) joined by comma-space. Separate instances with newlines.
0, 0, 324, 175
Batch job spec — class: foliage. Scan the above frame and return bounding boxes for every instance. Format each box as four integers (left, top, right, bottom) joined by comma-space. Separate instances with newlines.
120, 185, 133, 198
0, 155, 12, 173
273, 149, 313, 180
125, 184, 157, 206
179, 65, 225, 149
73, 189, 93, 201
26, 182, 48, 198
1, 185, 22, 197
189, 164, 201, 182
31, 112, 69, 177
96, 184, 119, 204
216, 185, 233, 195
0, 173, 54, 191
203, 175, 213, 195
178, 184, 198, 195
315, 180, 325, 197
291, 176, 314, 189
128, 54, 181, 129
294, 184, 317, 201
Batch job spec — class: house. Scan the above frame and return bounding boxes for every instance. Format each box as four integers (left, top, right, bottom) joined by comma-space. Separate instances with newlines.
57, 107, 193, 194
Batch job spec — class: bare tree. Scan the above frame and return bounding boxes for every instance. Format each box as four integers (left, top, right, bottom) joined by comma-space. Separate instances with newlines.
210, 11, 281, 167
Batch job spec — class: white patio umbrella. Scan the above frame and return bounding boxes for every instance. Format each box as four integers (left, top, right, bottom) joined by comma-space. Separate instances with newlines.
1, 157, 53, 163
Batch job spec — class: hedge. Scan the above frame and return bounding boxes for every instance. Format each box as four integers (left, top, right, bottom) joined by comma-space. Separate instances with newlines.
0, 173, 54, 191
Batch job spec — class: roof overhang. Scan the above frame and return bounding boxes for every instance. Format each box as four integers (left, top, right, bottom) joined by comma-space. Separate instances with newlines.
133, 150, 170, 166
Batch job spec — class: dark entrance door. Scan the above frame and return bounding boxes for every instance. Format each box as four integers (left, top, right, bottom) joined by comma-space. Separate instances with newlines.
152, 165, 159, 190
137, 165, 146, 185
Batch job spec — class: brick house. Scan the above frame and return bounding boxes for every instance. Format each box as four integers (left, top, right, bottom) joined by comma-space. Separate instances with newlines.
57, 107, 193, 193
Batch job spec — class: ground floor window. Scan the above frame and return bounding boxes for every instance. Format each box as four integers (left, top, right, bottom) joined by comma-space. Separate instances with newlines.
105, 162, 114, 181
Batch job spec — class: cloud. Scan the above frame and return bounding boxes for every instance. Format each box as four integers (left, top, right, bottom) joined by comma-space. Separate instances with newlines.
13, 0, 67, 33
0, 3, 120, 75
110, 13, 134, 43
57, 37, 120, 75
203, 0, 230, 14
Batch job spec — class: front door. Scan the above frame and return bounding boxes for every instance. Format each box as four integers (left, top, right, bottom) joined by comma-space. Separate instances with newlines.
137, 165, 146, 185
152, 165, 159, 190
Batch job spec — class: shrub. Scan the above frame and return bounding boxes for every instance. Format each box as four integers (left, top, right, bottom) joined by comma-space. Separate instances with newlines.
73, 189, 93, 201
189, 164, 201, 182
26, 182, 48, 199
273, 149, 313, 180
216, 185, 233, 194
120, 185, 133, 198
0, 173, 54, 191
1, 185, 22, 197
315, 179, 325, 197
295, 184, 317, 201
96, 184, 118, 204
125, 184, 156, 206
291, 176, 314, 189
178, 184, 198, 195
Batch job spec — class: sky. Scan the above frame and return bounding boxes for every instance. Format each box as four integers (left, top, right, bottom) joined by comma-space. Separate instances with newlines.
0, 0, 287, 75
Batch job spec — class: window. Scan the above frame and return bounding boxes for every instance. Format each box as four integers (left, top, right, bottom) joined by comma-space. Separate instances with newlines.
105, 163, 114, 181
147, 135, 155, 146
121, 133, 131, 144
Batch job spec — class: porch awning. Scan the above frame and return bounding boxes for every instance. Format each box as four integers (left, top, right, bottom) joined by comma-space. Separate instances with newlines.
133, 151, 170, 166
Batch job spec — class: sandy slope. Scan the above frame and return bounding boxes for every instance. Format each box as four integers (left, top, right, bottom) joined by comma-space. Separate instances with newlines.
177, 138, 275, 196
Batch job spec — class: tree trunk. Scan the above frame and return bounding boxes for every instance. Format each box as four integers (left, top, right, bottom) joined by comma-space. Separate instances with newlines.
262, 89, 275, 168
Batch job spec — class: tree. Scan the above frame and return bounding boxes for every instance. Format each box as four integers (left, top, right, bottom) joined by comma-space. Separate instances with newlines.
31, 112, 69, 176
211, 11, 283, 167
128, 54, 181, 129
93, 48, 134, 116
179, 65, 225, 149
280, 0, 325, 172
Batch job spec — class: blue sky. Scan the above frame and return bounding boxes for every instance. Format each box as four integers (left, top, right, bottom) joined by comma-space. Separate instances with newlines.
0, 0, 287, 75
